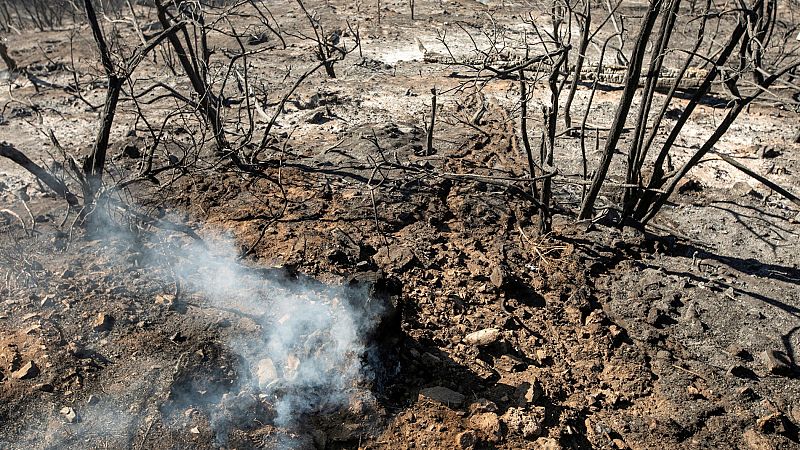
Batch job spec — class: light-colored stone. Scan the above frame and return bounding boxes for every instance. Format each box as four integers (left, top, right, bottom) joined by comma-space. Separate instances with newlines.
60, 406, 77, 423
11, 361, 38, 380
502, 406, 544, 439
92, 313, 113, 332
463, 328, 500, 346
154, 294, 176, 308
256, 358, 278, 388
469, 412, 501, 442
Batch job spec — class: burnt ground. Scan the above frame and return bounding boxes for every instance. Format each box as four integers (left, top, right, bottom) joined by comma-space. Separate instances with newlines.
1, 1, 800, 449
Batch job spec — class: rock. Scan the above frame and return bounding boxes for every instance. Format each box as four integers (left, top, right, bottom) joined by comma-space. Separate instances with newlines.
757, 412, 788, 434
793, 130, 800, 144
36, 383, 54, 393
121, 144, 141, 158
759, 146, 781, 158
502, 406, 544, 439
489, 264, 504, 288
517, 381, 542, 405
733, 181, 759, 198
495, 354, 526, 372
11, 361, 38, 380
455, 430, 477, 449
727, 365, 758, 379
154, 294, 176, 308
39, 295, 55, 308
463, 328, 500, 346
677, 178, 703, 194
728, 344, 752, 361
247, 31, 270, 46
60, 406, 77, 423
468, 398, 497, 414
743, 429, 773, 450
256, 358, 278, 388
60, 269, 75, 279
535, 437, 562, 449
762, 349, 794, 376
611, 438, 628, 449
736, 386, 758, 401
92, 313, 114, 332
468, 412, 501, 442
373, 245, 416, 272
419, 386, 465, 407
656, 350, 672, 361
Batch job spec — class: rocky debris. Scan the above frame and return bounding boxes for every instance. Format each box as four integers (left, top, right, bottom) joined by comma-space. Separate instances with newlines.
60, 406, 77, 423
418, 386, 465, 407
761, 349, 794, 376
355, 57, 393, 71
501, 406, 545, 439
92, 313, 114, 332
463, 328, 500, 347
455, 430, 477, 449
11, 361, 38, 380
468, 412, 501, 442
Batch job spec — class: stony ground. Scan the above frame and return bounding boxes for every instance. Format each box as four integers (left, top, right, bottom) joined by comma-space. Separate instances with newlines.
1, 1, 800, 449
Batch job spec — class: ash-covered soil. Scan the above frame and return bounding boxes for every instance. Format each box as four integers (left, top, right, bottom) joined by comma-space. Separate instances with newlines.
1, 1, 800, 449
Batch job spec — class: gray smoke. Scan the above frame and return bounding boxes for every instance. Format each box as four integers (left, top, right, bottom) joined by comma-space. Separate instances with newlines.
168, 236, 381, 439
1, 223, 384, 449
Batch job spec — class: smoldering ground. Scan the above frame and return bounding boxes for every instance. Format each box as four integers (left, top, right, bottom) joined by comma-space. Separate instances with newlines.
0, 218, 394, 449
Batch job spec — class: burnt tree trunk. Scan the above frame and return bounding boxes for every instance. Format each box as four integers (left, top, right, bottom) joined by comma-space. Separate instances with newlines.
578, 0, 665, 220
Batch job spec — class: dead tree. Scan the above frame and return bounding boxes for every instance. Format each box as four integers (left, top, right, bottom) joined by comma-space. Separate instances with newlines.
577, 0, 666, 220
291, 0, 360, 79
0, 0, 184, 215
